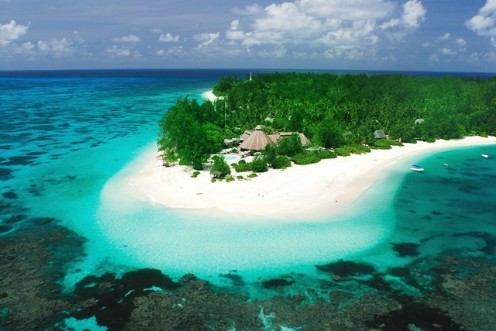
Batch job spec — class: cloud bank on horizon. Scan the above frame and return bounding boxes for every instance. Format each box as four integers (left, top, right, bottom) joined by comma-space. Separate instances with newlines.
1, 0, 495, 71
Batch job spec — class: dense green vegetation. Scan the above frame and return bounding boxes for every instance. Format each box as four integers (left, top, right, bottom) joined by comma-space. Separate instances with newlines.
158, 72, 496, 171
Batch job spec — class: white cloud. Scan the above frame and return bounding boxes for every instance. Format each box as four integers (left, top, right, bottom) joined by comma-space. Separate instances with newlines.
8, 41, 35, 56
157, 46, 186, 57
428, 32, 467, 60
401, 0, 426, 28
381, 0, 426, 40
37, 38, 74, 56
456, 38, 467, 47
226, 20, 247, 43
224, 0, 427, 61
159, 33, 179, 43
106, 45, 141, 58
438, 33, 451, 41
112, 34, 141, 43
194, 32, 220, 48
0, 20, 29, 46
440, 47, 457, 56
466, 0, 496, 46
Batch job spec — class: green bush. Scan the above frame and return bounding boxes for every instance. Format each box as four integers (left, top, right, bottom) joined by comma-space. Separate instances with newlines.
232, 160, 253, 172
236, 175, 244, 180
277, 133, 303, 156
191, 171, 200, 178
371, 139, 404, 150
371, 139, 392, 149
252, 156, 269, 172
334, 147, 351, 156
402, 137, 417, 144
263, 144, 278, 165
347, 144, 371, 154
386, 139, 403, 147
318, 150, 337, 159
272, 155, 292, 169
248, 173, 258, 178
226, 176, 235, 182
292, 152, 321, 165
210, 155, 231, 178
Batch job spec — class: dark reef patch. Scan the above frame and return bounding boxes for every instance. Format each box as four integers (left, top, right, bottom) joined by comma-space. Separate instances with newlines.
5, 156, 38, 166
364, 274, 394, 292
0, 224, 12, 234
220, 273, 245, 287
365, 302, 468, 331
391, 242, 420, 257
2, 191, 17, 200
261, 276, 295, 289
0, 167, 13, 180
0, 220, 86, 330
316, 260, 375, 278
72, 269, 181, 330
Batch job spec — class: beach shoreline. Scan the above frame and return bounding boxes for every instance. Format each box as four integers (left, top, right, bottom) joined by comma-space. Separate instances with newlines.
120, 136, 496, 222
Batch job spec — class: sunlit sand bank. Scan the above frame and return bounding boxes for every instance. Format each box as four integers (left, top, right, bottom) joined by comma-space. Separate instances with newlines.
122, 136, 496, 222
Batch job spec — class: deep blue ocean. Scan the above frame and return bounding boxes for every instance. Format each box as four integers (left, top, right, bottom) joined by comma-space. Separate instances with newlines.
1, 69, 495, 330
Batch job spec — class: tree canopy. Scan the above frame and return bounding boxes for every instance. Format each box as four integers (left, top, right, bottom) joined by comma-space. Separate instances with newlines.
158, 72, 496, 169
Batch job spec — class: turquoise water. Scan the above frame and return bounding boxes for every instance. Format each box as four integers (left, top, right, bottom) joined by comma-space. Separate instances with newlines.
1, 70, 495, 299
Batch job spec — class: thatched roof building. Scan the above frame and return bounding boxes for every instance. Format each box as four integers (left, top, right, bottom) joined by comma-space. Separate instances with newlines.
272, 132, 310, 146
239, 125, 273, 151
239, 125, 311, 151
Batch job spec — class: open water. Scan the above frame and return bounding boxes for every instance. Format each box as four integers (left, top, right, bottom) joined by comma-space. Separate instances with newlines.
1, 69, 495, 329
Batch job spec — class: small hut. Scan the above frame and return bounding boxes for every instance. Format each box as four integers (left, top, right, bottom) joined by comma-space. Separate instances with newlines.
374, 130, 386, 139
239, 125, 273, 151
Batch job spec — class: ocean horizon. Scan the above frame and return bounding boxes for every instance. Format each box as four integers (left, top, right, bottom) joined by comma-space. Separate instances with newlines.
1, 69, 495, 330
1, 67, 495, 78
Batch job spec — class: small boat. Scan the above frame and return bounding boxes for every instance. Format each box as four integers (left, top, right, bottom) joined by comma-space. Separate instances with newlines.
481, 153, 489, 159
410, 164, 424, 172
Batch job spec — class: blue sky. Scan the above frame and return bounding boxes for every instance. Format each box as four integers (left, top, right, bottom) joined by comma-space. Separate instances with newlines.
1, 0, 496, 72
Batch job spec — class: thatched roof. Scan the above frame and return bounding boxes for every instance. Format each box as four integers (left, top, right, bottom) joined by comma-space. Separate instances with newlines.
239, 126, 273, 151
238, 124, 311, 151
240, 130, 253, 142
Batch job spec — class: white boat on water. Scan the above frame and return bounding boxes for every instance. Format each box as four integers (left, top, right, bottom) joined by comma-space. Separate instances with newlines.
410, 165, 424, 172
482, 153, 489, 159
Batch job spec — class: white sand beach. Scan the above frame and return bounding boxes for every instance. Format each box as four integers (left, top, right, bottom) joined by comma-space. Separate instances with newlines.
124, 136, 496, 222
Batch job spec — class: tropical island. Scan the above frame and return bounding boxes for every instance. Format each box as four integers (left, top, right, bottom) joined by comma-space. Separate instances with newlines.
157, 72, 495, 174
126, 72, 496, 220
